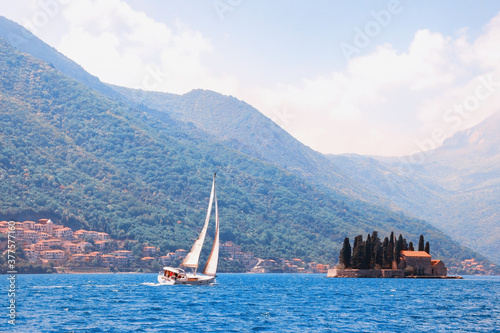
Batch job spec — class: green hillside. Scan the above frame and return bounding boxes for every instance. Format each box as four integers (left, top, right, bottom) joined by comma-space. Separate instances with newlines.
112, 86, 390, 207
0, 37, 480, 266
114, 74, 500, 265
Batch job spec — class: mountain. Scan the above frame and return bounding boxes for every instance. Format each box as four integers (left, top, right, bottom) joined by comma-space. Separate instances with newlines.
111, 86, 393, 206
111, 61, 500, 264
0, 17, 422, 214
112, 85, 500, 264
329, 112, 500, 263
1, 23, 487, 267
413, 112, 500, 261
1, 36, 478, 266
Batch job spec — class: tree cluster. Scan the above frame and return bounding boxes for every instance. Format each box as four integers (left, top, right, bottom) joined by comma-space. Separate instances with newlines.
339, 231, 430, 269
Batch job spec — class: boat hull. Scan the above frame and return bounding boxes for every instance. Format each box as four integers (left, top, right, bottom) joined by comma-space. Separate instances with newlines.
157, 273, 216, 285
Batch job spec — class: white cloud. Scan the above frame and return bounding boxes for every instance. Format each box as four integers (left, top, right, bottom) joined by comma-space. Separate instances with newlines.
249, 13, 500, 156
54, 0, 239, 95
0, 0, 238, 95
0, 0, 35, 22
2, 1, 499, 156
473, 13, 500, 71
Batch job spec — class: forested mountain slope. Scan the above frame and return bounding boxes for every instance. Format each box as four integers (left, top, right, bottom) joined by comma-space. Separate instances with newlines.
114, 84, 500, 264
111, 86, 392, 206
0, 37, 476, 265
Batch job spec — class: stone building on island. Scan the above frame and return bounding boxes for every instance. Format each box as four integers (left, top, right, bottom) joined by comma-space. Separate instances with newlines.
399, 250, 447, 277
328, 249, 448, 278
400, 251, 432, 275
431, 260, 447, 277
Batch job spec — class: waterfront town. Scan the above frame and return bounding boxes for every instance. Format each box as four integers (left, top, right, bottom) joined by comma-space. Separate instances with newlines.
0, 219, 331, 274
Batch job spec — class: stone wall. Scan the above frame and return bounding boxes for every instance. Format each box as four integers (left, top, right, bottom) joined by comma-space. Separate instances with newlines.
382, 269, 405, 278
431, 261, 447, 277
403, 257, 431, 275
327, 268, 404, 278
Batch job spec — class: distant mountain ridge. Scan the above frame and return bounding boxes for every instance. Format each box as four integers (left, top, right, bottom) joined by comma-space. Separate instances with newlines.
412, 112, 500, 259
1, 34, 478, 266
114, 84, 500, 263
0, 16, 494, 266
111, 86, 393, 205
329, 111, 500, 263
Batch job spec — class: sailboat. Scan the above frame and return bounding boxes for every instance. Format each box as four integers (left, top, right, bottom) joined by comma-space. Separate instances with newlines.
157, 173, 220, 285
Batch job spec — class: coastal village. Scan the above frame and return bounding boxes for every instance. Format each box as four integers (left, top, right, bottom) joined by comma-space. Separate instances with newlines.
0, 219, 496, 275
0, 219, 331, 274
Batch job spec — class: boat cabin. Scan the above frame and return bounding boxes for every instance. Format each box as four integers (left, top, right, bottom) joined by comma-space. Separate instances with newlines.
162, 267, 186, 280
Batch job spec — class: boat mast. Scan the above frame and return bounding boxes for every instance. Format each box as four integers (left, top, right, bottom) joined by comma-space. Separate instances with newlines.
203, 175, 220, 276
181, 174, 216, 273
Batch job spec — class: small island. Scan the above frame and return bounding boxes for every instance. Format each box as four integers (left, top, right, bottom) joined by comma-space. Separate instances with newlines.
328, 231, 461, 279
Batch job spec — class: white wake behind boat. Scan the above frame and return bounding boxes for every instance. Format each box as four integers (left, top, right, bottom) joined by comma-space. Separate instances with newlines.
158, 173, 220, 285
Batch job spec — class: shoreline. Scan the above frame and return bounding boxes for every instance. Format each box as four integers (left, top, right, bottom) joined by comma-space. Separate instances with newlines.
330, 275, 464, 279
0, 270, 483, 277
403, 275, 463, 279
326, 267, 468, 279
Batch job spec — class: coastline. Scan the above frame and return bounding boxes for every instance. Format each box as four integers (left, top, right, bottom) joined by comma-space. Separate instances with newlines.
327, 267, 464, 279
0, 269, 470, 277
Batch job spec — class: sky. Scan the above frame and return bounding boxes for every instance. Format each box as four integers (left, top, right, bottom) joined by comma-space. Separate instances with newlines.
1, 0, 500, 156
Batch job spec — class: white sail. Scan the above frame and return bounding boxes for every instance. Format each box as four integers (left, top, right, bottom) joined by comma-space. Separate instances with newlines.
203, 188, 219, 276
181, 176, 215, 268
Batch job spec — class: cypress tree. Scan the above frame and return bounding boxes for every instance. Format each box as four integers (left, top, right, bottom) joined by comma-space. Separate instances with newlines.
382, 237, 389, 268
402, 238, 409, 251
363, 235, 372, 269
371, 231, 380, 247
398, 234, 404, 245
388, 233, 394, 267
409, 241, 414, 251
353, 235, 360, 250
394, 240, 401, 266
374, 245, 383, 268
418, 235, 425, 252
352, 235, 364, 269
425, 241, 430, 254
339, 237, 352, 268
395, 234, 403, 265
371, 231, 381, 267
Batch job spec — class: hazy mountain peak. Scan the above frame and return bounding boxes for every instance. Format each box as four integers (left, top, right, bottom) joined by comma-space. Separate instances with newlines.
467, 129, 485, 145
440, 110, 500, 155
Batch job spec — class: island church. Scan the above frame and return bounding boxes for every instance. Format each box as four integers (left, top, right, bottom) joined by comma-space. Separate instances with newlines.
328, 250, 448, 278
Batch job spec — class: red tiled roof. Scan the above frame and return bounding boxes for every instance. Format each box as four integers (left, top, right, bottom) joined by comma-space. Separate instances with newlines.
401, 251, 431, 258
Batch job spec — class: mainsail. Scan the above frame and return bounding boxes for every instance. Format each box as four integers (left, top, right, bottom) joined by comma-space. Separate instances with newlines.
181, 175, 215, 269
203, 188, 219, 276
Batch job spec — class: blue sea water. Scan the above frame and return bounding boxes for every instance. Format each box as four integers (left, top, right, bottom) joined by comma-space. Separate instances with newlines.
1, 273, 499, 332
